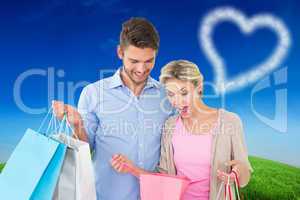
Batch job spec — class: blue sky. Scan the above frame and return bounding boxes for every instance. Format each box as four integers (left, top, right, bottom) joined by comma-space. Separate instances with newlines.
0, 0, 299, 166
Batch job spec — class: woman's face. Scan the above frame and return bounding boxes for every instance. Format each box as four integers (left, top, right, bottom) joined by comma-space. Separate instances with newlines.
165, 78, 201, 118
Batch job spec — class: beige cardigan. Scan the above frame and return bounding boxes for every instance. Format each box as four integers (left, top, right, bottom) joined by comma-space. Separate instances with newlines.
156, 109, 253, 200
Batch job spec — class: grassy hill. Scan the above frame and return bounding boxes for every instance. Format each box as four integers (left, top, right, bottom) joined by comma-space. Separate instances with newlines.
241, 156, 300, 200
0, 156, 299, 199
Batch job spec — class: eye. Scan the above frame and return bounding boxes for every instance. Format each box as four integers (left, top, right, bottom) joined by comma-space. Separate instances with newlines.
146, 60, 153, 63
167, 91, 175, 97
131, 60, 138, 64
181, 90, 188, 96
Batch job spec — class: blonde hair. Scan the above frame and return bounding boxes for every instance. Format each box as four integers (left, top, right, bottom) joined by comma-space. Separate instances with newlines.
159, 60, 203, 87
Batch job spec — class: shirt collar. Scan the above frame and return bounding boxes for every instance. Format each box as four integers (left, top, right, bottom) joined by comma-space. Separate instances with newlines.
108, 68, 124, 89
108, 67, 160, 89
145, 76, 160, 89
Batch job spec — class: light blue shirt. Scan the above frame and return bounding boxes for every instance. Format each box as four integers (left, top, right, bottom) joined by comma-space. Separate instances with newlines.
78, 68, 173, 200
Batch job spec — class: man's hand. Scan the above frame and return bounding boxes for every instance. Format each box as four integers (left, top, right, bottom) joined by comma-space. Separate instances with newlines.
52, 100, 83, 128
52, 100, 88, 142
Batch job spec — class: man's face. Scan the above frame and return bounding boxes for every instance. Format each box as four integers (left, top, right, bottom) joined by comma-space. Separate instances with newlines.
118, 45, 156, 85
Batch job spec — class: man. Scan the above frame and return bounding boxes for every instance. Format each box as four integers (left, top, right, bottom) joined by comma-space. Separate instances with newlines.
52, 17, 173, 200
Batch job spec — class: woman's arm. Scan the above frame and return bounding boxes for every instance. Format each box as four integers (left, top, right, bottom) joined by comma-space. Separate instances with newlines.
230, 114, 252, 187
111, 154, 149, 177
216, 114, 252, 187
155, 116, 177, 174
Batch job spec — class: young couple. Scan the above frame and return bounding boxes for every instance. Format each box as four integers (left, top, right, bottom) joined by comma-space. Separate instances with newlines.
52, 17, 252, 200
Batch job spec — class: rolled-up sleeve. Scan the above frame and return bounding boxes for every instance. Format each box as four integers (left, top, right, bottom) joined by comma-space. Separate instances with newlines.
78, 85, 99, 150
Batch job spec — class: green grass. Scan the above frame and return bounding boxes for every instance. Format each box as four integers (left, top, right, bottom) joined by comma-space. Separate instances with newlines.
0, 156, 299, 199
0, 163, 5, 172
241, 156, 300, 200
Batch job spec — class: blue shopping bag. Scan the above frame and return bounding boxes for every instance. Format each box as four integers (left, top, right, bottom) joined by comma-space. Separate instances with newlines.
31, 142, 67, 200
0, 128, 66, 200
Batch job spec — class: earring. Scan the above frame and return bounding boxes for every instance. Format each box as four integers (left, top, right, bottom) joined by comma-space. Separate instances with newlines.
199, 90, 203, 96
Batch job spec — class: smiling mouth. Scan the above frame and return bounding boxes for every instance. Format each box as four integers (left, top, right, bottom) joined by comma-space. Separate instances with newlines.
134, 72, 146, 79
179, 106, 189, 113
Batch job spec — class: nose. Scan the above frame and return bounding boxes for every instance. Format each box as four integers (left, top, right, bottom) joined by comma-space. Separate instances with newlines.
172, 95, 184, 108
135, 63, 147, 74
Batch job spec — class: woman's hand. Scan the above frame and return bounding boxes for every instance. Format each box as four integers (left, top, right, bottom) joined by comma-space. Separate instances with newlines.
217, 160, 248, 185
111, 154, 140, 176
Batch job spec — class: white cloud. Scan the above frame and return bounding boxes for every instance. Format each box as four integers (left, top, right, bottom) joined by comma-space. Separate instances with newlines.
199, 6, 291, 94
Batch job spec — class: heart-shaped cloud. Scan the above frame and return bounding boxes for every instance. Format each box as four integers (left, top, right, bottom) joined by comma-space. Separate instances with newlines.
199, 6, 291, 94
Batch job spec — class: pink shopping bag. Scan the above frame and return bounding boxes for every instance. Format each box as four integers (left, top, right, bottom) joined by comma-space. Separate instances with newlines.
139, 172, 190, 200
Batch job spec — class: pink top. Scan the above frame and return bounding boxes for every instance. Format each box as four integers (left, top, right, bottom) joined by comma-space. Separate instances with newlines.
172, 117, 215, 200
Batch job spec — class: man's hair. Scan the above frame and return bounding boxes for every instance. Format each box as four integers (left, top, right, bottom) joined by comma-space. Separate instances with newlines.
120, 17, 160, 50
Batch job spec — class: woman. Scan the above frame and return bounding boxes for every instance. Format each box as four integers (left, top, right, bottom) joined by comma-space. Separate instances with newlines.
111, 60, 253, 200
